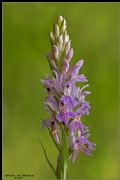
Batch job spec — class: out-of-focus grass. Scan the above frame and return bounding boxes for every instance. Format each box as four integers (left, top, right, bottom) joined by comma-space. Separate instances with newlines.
3, 2, 119, 179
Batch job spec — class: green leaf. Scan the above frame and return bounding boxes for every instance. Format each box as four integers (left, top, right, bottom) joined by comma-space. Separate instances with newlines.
38, 139, 57, 178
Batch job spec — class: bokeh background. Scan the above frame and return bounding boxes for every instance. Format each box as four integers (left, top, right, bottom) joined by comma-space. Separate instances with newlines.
3, 2, 119, 180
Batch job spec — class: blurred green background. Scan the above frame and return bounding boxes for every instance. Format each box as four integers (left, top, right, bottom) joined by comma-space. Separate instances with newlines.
3, 2, 119, 179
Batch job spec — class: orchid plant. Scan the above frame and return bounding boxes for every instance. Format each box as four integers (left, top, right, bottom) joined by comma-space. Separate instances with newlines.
40, 16, 96, 180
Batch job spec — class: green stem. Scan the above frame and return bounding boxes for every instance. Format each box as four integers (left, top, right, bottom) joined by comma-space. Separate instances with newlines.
56, 125, 68, 180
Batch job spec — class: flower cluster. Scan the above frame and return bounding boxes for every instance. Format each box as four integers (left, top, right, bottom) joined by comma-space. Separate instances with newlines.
41, 16, 95, 163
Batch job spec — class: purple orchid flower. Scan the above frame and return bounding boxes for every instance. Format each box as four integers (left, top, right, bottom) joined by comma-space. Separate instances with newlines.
44, 96, 59, 112
56, 111, 75, 125
42, 118, 60, 144
68, 59, 84, 78
60, 95, 77, 111
70, 133, 96, 162
69, 119, 95, 162
76, 101, 91, 116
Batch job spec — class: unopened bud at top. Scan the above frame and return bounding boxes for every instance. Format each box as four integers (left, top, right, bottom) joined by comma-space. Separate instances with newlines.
57, 16, 64, 26
61, 19, 67, 33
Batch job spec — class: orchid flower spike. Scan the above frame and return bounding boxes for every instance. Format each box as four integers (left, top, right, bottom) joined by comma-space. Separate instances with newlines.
40, 16, 96, 179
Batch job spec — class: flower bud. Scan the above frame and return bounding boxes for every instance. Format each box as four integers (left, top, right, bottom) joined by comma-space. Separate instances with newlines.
52, 45, 59, 60
66, 48, 74, 61
64, 34, 69, 44
59, 34, 63, 45
61, 19, 66, 33
57, 16, 64, 26
58, 35, 63, 51
65, 40, 71, 55
55, 24, 60, 37
49, 32, 55, 44
51, 60, 57, 71
62, 60, 69, 73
